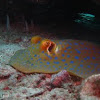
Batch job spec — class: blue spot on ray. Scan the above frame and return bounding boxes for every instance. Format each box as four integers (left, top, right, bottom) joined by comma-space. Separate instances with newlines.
59, 66, 61, 68
36, 46, 39, 49
67, 55, 70, 58
55, 68, 58, 70
38, 58, 42, 61
70, 61, 74, 64
94, 63, 98, 66
31, 58, 33, 60
59, 42, 62, 44
42, 51, 44, 53
77, 50, 81, 54
68, 43, 72, 45
84, 47, 88, 50
87, 65, 91, 68
87, 56, 90, 59
65, 63, 68, 65
64, 67, 67, 69
75, 56, 79, 59
29, 55, 31, 58
44, 65, 46, 67
45, 54, 52, 59
70, 51, 72, 53
34, 54, 37, 57
55, 57, 58, 60
31, 64, 34, 66
84, 57, 88, 60
28, 53, 31, 55
38, 41, 40, 43
92, 48, 95, 50
90, 63, 94, 65
61, 59, 66, 62
75, 49, 81, 54
54, 61, 60, 64
48, 55, 52, 59
74, 43, 78, 45
34, 65, 37, 67
47, 62, 50, 65
39, 62, 42, 63
98, 68, 100, 71
66, 46, 71, 49
62, 54, 65, 57
64, 50, 67, 53
69, 68, 74, 70
73, 65, 76, 68
91, 70, 95, 72
77, 70, 79, 72
80, 64, 83, 67
80, 42, 84, 45
53, 65, 55, 68
92, 57, 96, 59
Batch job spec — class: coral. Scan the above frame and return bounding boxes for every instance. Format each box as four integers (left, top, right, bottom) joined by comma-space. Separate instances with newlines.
0, 87, 44, 99
0, 63, 16, 77
51, 70, 72, 87
0, 67, 81, 99
36, 88, 78, 100
80, 74, 100, 100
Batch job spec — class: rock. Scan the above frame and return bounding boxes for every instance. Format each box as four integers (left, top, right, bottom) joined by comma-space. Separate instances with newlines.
51, 70, 72, 87
80, 74, 100, 100
0, 63, 16, 77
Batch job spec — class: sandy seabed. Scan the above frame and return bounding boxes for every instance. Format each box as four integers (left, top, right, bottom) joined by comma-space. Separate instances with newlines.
0, 28, 100, 100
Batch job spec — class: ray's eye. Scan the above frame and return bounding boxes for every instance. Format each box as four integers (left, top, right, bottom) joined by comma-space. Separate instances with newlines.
40, 39, 57, 55
48, 42, 55, 52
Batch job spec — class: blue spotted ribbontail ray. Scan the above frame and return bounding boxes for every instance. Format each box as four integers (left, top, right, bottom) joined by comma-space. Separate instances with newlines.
9, 38, 100, 78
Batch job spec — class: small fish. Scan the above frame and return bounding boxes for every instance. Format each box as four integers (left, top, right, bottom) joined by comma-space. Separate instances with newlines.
9, 37, 100, 78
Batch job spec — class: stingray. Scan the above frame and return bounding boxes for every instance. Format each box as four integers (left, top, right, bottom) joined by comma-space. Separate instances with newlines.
9, 36, 100, 78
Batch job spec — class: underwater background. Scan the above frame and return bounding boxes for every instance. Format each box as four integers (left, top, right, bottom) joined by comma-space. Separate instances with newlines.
0, 0, 100, 99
